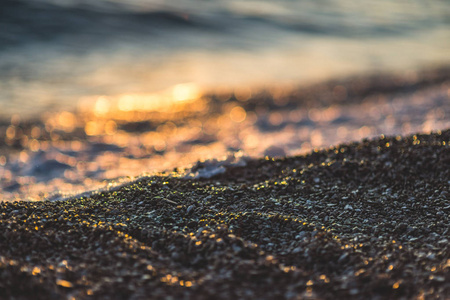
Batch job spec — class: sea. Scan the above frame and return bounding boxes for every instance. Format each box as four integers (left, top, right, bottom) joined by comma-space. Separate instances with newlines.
0, 0, 449, 201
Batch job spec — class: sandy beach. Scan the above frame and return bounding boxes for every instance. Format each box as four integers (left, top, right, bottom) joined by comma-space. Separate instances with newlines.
1, 129, 449, 299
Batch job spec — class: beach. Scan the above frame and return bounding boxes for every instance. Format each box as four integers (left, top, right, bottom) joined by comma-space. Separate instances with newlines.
0, 65, 449, 299
1, 1, 450, 298
1, 129, 449, 299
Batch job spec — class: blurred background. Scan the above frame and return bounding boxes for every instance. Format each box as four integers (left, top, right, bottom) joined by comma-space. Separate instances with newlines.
0, 0, 449, 200
1, 0, 449, 117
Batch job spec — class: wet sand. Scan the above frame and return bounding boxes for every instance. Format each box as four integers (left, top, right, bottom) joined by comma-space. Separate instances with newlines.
1, 129, 449, 299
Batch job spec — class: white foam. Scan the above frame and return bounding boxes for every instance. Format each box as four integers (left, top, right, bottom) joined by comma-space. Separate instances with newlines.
184, 151, 251, 179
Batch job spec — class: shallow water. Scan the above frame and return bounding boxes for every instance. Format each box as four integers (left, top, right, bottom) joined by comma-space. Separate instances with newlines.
1, 70, 449, 201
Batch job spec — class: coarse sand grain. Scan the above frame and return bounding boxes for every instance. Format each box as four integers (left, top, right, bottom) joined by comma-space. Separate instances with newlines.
0, 130, 449, 299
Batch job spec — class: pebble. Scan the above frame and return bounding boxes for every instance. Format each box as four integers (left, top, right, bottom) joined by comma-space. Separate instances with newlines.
0, 129, 449, 299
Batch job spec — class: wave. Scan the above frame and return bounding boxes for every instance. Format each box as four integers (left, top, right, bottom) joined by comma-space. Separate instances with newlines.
2, 0, 448, 51
0, 0, 215, 51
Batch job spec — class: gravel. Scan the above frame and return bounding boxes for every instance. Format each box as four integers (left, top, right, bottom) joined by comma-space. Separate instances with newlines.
0, 129, 449, 299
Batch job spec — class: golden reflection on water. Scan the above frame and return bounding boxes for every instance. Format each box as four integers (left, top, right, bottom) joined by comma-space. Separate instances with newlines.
229, 106, 247, 123
0, 78, 449, 201
80, 83, 202, 118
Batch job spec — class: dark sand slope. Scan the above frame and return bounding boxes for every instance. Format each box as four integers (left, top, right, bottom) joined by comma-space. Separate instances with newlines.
1, 130, 449, 299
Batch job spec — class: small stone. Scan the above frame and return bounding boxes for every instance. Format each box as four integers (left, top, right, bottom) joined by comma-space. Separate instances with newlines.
56, 279, 73, 288
187, 205, 195, 214
349, 289, 359, 295
338, 253, 348, 263
292, 247, 302, 254
431, 276, 445, 282
437, 239, 448, 245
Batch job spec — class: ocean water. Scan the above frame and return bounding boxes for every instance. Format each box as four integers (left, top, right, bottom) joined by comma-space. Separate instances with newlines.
1, 0, 449, 117
0, 0, 450, 201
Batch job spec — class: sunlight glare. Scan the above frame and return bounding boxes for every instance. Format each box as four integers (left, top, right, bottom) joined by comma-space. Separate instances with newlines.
95, 96, 110, 115
172, 83, 201, 102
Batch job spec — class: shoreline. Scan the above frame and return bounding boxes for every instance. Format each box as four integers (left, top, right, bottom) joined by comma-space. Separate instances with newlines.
2, 65, 450, 123
1, 66, 450, 202
1, 129, 449, 299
